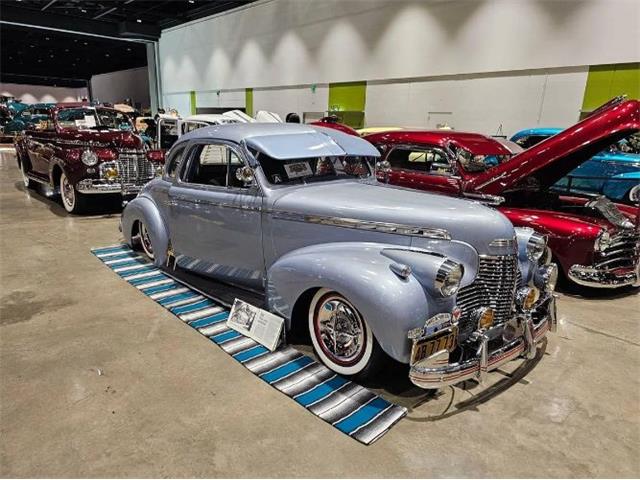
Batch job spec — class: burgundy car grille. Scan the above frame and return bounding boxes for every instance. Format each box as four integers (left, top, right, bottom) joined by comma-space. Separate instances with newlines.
117, 149, 155, 186
595, 230, 640, 271
456, 255, 519, 340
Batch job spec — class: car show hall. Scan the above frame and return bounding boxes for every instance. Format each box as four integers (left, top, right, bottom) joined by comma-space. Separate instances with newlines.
0, 1, 639, 479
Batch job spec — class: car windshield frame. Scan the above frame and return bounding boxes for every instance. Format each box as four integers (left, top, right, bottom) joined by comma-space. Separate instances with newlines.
55, 107, 133, 131
254, 152, 374, 186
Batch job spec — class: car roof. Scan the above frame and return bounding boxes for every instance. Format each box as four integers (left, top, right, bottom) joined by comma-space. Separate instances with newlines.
365, 130, 513, 155
176, 122, 380, 159
510, 128, 563, 141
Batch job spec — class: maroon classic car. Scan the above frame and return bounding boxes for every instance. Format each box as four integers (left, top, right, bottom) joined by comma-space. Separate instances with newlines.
15, 103, 163, 213
365, 99, 640, 289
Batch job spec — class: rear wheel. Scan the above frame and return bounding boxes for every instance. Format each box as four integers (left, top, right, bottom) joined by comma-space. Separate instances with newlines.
308, 288, 384, 378
60, 172, 88, 214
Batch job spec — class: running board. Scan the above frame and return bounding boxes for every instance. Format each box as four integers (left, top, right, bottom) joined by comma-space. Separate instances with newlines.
160, 265, 266, 310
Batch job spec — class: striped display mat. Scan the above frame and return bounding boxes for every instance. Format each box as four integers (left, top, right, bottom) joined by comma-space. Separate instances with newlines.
92, 245, 406, 445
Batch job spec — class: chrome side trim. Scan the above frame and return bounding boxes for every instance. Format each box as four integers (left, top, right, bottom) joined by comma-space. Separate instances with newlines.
268, 210, 452, 240
489, 237, 516, 248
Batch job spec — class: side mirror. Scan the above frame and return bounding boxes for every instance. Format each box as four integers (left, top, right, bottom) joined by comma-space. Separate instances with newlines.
629, 184, 640, 204
235, 165, 254, 185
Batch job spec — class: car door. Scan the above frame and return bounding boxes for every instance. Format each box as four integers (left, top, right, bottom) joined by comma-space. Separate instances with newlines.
382, 144, 462, 195
24, 118, 55, 177
167, 140, 264, 289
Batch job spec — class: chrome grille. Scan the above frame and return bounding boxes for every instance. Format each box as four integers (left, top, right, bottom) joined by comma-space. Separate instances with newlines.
117, 149, 155, 185
456, 255, 519, 339
595, 230, 640, 270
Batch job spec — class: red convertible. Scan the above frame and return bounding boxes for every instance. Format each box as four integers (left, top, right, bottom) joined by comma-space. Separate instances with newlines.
15, 103, 163, 214
365, 99, 640, 289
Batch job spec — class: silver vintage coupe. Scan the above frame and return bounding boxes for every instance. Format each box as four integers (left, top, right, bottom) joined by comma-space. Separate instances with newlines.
121, 123, 557, 389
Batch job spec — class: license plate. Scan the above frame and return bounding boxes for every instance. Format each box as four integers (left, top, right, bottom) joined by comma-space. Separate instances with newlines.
411, 328, 457, 364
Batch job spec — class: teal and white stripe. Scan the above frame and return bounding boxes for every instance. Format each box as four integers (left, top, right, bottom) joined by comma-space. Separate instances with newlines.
92, 244, 406, 445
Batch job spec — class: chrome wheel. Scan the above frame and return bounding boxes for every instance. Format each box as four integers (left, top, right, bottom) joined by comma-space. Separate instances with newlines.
139, 222, 154, 259
309, 289, 374, 375
60, 172, 76, 212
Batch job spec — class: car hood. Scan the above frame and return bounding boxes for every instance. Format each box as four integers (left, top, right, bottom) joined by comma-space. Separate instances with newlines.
57, 129, 144, 150
271, 180, 516, 254
466, 99, 640, 194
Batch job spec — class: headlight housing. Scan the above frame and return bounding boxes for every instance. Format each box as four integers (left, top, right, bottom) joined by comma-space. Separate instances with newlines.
526, 232, 547, 262
594, 229, 611, 252
435, 259, 464, 297
81, 149, 98, 166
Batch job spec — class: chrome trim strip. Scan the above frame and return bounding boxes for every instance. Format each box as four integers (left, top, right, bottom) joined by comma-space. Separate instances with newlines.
268, 210, 452, 240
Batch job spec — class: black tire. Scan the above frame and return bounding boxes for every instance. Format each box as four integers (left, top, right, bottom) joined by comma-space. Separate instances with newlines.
308, 288, 386, 380
59, 171, 89, 214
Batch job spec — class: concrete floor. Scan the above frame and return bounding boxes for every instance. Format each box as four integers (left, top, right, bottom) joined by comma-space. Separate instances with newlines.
1, 148, 639, 478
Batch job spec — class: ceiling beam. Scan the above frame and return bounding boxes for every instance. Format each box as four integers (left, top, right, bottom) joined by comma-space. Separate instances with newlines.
0, 5, 160, 41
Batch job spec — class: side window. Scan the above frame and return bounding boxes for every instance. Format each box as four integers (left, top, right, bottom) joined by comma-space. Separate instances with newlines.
387, 147, 454, 175
165, 144, 186, 179
182, 143, 245, 188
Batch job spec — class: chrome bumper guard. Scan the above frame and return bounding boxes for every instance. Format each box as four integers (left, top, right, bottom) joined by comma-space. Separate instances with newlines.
568, 263, 640, 289
408, 296, 556, 389
76, 179, 146, 196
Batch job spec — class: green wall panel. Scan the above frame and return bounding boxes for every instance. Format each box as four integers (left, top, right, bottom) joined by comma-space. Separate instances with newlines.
328, 82, 366, 112
328, 82, 366, 128
189, 91, 197, 115
245, 88, 253, 117
582, 63, 640, 112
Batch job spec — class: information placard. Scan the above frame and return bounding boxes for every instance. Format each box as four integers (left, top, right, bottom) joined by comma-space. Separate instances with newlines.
227, 299, 284, 351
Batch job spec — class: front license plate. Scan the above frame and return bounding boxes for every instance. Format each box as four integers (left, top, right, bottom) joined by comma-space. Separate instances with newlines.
411, 328, 457, 364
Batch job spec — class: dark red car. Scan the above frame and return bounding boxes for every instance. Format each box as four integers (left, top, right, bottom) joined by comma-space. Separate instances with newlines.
15, 103, 163, 213
365, 99, 640, 289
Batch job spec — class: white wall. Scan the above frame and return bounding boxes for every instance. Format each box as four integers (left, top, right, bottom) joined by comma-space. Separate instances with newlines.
365, 67, 589, 135
90, 67, 150, 109
159, 0, 639, 92
0, 82, 87, 104
162, 92, 191, 117
253, 85, 329, 121
197, 89, 245, 109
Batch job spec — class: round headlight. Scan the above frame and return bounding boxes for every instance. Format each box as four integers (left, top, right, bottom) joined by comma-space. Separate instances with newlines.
435, 260, 464, 297
594, 229, 611, 252
526, 232, 547, 262
81, 149, 98, 166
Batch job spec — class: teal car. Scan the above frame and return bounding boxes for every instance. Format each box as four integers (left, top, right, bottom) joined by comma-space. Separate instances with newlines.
4, 103, 55, 136
511, 128, 640, 203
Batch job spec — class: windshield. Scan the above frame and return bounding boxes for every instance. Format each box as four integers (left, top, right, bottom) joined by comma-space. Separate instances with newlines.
56, 108, 132, 131
256, 154, 372, 185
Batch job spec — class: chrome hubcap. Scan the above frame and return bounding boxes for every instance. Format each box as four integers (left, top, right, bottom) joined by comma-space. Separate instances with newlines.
315, 296, 365, 365
140, 223, 154, 257
61, 175, 75, 209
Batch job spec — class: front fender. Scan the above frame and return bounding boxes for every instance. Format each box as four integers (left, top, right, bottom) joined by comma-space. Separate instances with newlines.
266, 242, 457, 363
121, 195, 169, 266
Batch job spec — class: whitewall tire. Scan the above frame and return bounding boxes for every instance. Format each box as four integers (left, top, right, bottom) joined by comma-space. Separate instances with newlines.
308, 288, 379, 377
59, 172, 87, 214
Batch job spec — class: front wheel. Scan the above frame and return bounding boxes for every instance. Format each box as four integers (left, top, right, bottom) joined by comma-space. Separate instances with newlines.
308, 288, 384, 379
60, 172, 88, 214
138, 221, 155, 260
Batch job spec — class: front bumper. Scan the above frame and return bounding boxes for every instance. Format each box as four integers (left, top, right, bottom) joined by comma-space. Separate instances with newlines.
568, 263, 640, 289
76, 178, 150, 196
408, 296, 557, 389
